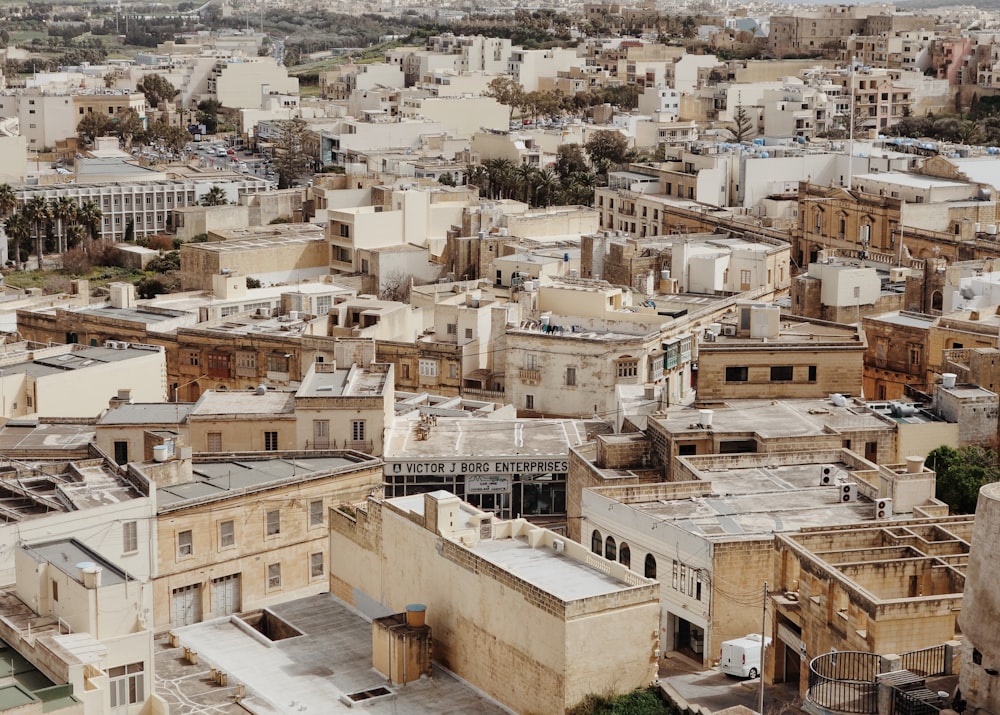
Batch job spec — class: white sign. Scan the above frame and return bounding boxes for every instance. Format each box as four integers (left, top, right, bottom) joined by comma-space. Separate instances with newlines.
466, 475, 512, 494
385, 458, 568, 477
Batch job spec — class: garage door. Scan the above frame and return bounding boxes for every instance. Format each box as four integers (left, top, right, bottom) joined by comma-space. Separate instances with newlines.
172, 583, 202, 627
212, 574, 241, 617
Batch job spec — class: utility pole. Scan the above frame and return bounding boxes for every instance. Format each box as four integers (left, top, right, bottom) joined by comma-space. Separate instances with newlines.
758, 581, 767, 715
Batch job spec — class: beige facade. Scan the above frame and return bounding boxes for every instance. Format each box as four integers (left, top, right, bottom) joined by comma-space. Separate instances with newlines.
148, 452, 383, 631
208, 57, 298, 109
772, 516, 969, 695
0, 342, 167, 420
329, 491, 660, 714
695, 308, 867, 403
179, 226, 329, 290
7, 539, 154, 715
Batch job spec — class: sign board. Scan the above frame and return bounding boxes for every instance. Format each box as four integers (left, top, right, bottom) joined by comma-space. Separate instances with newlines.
384, 458, 568, 477
466, 475, 512, 494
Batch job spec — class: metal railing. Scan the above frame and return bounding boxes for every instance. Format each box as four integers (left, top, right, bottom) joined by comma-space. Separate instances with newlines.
899, 645, 947, 677
807, 651, 880, 714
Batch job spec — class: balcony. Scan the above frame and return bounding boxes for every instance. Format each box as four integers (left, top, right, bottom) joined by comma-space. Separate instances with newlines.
519, 368, 541, 383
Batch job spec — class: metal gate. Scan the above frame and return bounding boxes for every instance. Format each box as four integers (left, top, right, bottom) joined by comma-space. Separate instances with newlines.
172, 583, 202, 626
212, 574, 241, 617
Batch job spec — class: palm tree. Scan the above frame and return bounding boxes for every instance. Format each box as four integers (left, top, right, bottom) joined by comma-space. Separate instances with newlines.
533, 169, 560, 208
465, 164, 489, 198
4, 213, 30, 270
51, 196, 78, 253
77, 199, 102, 243
515, 162, 537, 205
66, 224, 87, 250
23, 195, 50, 267
483, 158, 515, 200
200, 185, 228, 207
0, 184, 16, 266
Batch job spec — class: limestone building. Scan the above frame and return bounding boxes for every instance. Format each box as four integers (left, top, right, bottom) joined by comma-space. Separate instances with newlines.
328, 491, 660, 714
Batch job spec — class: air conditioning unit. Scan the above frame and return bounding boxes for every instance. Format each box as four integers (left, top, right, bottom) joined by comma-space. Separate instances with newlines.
722, 324, 737, 336
820, 464, 837, 486
552, 538, 565, 553
104, 340, 129, 350
841, 483, 857, 502
875, 498, 893, 519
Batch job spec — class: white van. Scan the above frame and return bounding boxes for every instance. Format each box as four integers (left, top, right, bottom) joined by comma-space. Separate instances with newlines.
719, 634, 771, 679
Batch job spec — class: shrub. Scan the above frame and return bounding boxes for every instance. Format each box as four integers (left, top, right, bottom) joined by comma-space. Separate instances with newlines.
147, 235, 175, 251
61, 247, 93, 276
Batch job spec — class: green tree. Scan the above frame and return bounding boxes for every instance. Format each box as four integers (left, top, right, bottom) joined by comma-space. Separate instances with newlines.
555, 144, 589, 182
195, 99, 223, 135
0, 183, 16, 264
115, 108, 145, 149
200, 185, 229, 207
23, 195, 51, 266
584, 130, 629, 167
77, 112, 114, 145
926, 445, 1000, 514
77, 199, 103, 242
4, 213, 30, 269
484, 75, 525, 124
51, 196, 78, 253
136, 73, 179, 109
729, 101, 755, 142
272, 118, 313, 189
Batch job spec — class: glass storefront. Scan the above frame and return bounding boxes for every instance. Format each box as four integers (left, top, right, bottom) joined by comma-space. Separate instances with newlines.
383, 470, 567, 521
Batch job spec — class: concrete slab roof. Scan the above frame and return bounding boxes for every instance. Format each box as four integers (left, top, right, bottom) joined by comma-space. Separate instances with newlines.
71, 306, 192, 323
383, 417, 593, 462
854, 172, 972, 190
296, 365, 389, 398
98, 403, 194, 425
0, 423, 95, 452
652, 399, 891, 438
189, 390, 296, 417
26, 538, 130, 586
166, 593, 509, 714
864, 311, 935, 329
156, 454, 377, 508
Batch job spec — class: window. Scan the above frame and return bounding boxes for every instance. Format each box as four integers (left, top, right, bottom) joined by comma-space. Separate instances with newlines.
526, 394, 534, 410
446, 323, 456, 335
123, 521, 138, 553
52, 579, 58, 602
619, 543, 630, 569
267, 563, 281, 590
448, 364, 457, 379
909, 345, 922, 367
808, 365, 817, 382
351, 420, 366, 442
177, 530, 193, 558
207, 432, 222, 452
566, 367, 576, 386
219, 520, 235, 549
418, 359, 438, 377
605, 536, 617, 560
264, 431, 278, 451
725, 366, 749, 382
310, 552, 324, 579
770, 366, 793, 382
644, 553, 657, 579
339, 223, 350, 238
525, 353, 538, 370
185, 351, 200, 367
465, 328, 473, 339
591, 529, 602, 554
679, 564, 687, 594
267, 354, 289, 373
616, 359, 638, 378
672, 560, 679, 588
109, 662, 144, 708
266, 509, 280, 536
309, 500, 324, 527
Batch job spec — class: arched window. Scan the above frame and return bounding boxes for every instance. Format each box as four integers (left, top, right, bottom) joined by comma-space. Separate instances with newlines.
591, 529, 602, 555
619, 543, 631, 569
605, 536, 617, 561
645, 553, 657, 579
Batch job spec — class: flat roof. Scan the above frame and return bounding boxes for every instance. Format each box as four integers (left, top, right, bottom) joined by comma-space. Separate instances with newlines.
864, 311, 935, 329
631, 488, 883, 539
187, 233, 325, 253
0, 423, 95, 452
98, 403, 194, 425
652, 398, 891, 439
69, 305, 192, 324
384, 417, 592, 462
188, 390, 296, 417
389, 493, 643, 600
855, 172, 972, 190
156, 454, 376, 508
297, 365, 390, 398
164, 593, 508, 714
27, 539, 129, 586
